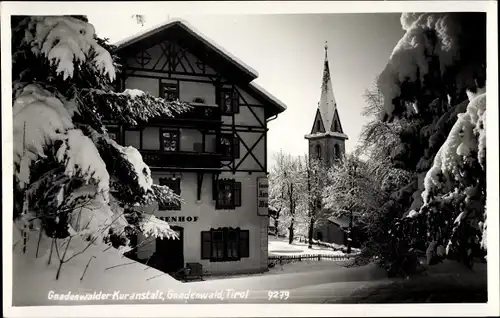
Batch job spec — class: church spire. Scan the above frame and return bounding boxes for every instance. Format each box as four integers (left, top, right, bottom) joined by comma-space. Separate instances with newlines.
318, 41, 337, 132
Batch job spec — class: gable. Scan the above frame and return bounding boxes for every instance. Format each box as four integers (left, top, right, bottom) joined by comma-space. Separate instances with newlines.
114, 20, 286, 118
330, 109, 344, 133
114, 21, 256, 83
310, 109, 326, 134
122, 40, 219, 77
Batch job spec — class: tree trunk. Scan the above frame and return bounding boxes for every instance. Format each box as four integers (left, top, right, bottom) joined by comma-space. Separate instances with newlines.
346, 211, 353, 254
288, 184, 294, 244
274, 217, 279, 238
308, 216, 314, 248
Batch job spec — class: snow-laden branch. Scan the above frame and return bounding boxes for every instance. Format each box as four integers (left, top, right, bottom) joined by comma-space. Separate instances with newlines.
23, 16, 116, 81
78, 89, 192, 128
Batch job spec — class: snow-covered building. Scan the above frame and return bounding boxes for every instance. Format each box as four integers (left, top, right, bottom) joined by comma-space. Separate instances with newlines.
110, 19, 286, 275
305, 43, 349, 246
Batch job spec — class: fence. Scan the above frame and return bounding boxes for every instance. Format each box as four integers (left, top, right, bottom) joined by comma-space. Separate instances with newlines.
268, 253, 358, 267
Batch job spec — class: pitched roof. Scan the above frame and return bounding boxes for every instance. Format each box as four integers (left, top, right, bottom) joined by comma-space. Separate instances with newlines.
114, 18, 258, 79
113, 18, 286, 117
317, 42, 338, 132
327, 215, 351, 228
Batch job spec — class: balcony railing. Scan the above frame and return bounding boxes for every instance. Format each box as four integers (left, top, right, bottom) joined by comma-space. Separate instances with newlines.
149, 103, 221, 125
139, 149, 221, 169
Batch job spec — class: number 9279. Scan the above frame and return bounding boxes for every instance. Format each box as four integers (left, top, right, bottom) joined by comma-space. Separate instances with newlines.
267, 290, 290, 301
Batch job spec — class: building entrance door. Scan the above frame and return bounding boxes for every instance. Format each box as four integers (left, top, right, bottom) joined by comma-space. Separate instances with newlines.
155, 226, 184, 274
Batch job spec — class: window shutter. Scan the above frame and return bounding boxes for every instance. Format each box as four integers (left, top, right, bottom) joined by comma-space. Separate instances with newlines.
217, 87, 223, 109
232, 136, 240, 158
233, 182, 242, 207
232, 89, 239, 113
212, 174, 219, 200
201, 231, 211, 259
239, 230, 249, 258
175, 178, 181, 195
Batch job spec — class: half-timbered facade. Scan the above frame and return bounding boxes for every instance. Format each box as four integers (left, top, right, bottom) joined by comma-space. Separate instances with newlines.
112, 19, 286, 275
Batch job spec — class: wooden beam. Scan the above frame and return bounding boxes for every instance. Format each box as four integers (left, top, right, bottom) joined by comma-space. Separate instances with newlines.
197, 172, 204, 201
234, 132, 265, 171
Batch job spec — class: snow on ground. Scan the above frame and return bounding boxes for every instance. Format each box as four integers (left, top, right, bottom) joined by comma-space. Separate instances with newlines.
202, 260, 347, 282
12, 228, 180, 306
268, 236, 358, 256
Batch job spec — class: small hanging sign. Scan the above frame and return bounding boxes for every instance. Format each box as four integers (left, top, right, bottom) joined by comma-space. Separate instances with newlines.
257, 177, 268, 216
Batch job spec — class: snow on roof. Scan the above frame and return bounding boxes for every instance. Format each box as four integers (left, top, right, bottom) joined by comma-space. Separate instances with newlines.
327, 216, 351, 228
304, 131, 348, 140
113, 18, 259, 78
249, 81, 287, 112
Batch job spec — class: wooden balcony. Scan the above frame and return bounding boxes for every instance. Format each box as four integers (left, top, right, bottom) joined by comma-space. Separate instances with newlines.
140, 149, 221, 170
148, 103, 221, 127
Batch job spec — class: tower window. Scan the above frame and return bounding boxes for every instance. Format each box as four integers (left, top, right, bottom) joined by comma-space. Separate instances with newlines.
334, 144, 341, 160
315, 144, 322, 159
317, 120, 321, 131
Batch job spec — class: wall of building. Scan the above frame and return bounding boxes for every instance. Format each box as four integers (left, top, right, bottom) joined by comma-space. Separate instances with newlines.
313, 220, 346, 245
308, 136, 345, 166
121, 37, 271, 275
136, 171, 268, 274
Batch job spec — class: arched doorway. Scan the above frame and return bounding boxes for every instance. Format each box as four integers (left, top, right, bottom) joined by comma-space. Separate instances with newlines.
154, 226, 184, 274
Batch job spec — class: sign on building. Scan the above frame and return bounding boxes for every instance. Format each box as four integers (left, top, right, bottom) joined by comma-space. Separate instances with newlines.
257, 177, 268, 216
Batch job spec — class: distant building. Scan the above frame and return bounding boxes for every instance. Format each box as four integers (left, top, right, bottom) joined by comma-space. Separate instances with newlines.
304, 42, 348, 165
304, 42, 350, 246
111, 19, 286, 275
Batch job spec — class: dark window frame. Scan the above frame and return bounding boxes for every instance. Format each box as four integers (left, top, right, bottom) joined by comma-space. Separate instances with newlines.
334, 144, 341, 160
219, 88, 239, 115
106, 126, 121, 144
315, 144, 322, 159
161, 82, 180, 102
158, 177, 181, 210
200, 228, 249, 262
219, 134, 239, 159
160, 128, 180, 152
214, 179, 242, 210
124, 127, 143, 150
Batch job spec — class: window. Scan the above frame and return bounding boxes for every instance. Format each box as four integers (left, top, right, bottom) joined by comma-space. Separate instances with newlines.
219, 134, 239, 158
125, 128, 142, 149
161, 129, 179, 152
211, 230, 225, 259
214, 179, 242, 210
315, 144, 322, 159
106, 126, 121, 144
334, 144, 341, 161
159, 177, 181, 210
201, 228, 250, 262
216, 179, 234, 209
161, 83, 179, 101
219, 88, 239, 115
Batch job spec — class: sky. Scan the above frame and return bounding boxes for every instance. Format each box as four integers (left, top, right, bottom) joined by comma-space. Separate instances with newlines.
87, 13, 405, 169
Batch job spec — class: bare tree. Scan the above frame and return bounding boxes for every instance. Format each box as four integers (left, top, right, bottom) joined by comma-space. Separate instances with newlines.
269, 151, 307, 244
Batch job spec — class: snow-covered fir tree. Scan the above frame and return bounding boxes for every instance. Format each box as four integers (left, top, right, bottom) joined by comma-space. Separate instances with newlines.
11, 16, 191, 277
374, 12, 487, 269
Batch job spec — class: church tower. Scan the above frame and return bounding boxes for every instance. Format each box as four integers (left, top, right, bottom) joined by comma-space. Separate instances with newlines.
305, 42, 348, 166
